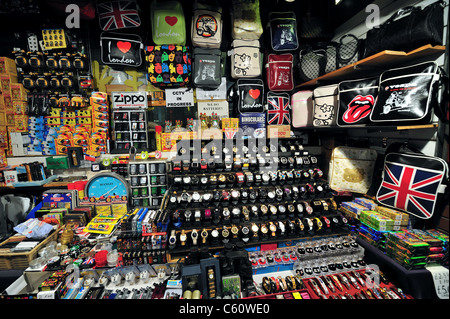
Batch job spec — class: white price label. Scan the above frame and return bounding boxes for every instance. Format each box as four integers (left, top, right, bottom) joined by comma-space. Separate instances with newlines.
427, 265, 449, 299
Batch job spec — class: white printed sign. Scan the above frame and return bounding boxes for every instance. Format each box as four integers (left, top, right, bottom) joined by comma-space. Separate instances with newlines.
165, 88, 195, 108
197, 100, 229, 118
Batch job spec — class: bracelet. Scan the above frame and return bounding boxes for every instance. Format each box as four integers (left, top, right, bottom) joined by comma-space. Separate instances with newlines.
278, 276, 287, 292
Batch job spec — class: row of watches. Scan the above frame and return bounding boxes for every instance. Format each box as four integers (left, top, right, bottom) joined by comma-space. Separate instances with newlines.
168, 214, 348, 249
171, 154, 319, 174
168, 184, 332, 208
171, 168, 324, 188
306, 270, 408, 300
177, 139, 306, 157
170, 199, 339, 226
261, 275, 305, 295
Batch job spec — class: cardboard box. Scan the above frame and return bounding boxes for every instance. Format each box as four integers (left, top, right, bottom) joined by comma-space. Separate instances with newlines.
0, 112, 6, 126
267, 125, 291, 138
5, 112, 14, 126
14, 115, 28, 132
13, 101, 27, 115
0, 57, 17, 76
200, 128, 222, 140
0, 74, 18, 95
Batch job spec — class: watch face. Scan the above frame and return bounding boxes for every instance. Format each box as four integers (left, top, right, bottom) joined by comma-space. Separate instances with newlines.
211, 229, 219, 237
85, 173, 129, 202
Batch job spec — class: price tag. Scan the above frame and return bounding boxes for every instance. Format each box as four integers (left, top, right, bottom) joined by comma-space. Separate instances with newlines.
427, 265, 449, 299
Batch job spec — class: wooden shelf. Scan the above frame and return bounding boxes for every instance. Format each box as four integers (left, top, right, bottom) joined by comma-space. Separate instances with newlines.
297, 44, 446, 88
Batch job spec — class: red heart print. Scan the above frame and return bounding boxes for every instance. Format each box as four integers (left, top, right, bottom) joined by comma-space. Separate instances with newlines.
117, 41, 131, 54
165, 16, 178, 26
249, 89, 260, 100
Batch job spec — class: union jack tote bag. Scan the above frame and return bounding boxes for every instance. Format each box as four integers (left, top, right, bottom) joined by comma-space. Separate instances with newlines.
97, 1, 141, 31
266, 92, 291, 125
376, 152, 449, 220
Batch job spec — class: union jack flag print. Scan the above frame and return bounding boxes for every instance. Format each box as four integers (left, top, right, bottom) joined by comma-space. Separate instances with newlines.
267, 96, 290, 125
98, 1, 141, 31
377, 161, 444, 219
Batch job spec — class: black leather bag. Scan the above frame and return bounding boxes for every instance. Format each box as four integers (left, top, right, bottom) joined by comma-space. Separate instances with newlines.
370, 61, 447, 124
364, 1, 445, 58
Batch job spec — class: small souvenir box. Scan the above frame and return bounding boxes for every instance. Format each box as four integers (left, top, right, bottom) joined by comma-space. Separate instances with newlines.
354, 197, 378, 210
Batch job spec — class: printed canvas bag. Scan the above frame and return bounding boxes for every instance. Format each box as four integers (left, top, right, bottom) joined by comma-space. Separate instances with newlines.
145, 45, 191, 88
230, 39, 261, 79
231, 0, 263, 40
191, 1, 222, 48
291, 90, 314, 128
329, 146, 378, 194
97, 1, 141, 31
313, 84, 338, 126
151, 0, 186, 45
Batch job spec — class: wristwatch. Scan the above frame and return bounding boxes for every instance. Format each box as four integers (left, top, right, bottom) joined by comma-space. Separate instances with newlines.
278, 204, 286, 214
204, 208, 212, 220
231, 207, 241, 219
211, 228, 219, 241
278, 221, 286, 235
184, 210, 192, 222
200, 175, 209, 187
169, 230, 177, 248
192, 191, 201, 202
260, 204, 269, 215
221, 226, 230, 243
314, 217, 323, 231
251, 223, 259, 237
269, 222, 277, 237
231, 224, 239, 238
304, 218, 314, 231
191, 229, 198, 245
194, 210, 201, 222
222, 207, 230, 221
251, 205, 259, 217
241, 225, 250, 242
236, 172, 245, 184
182, 176, 192, 186
202, 192, 212, 202
201, 228, 209, 244
302, 201, 313, 215
260, 223, 268, 236
231, 189, 240, 201
180, 230, 187, 246
296, 218, 305, 231
242, 206, 250, 221
262, 172, 270, 185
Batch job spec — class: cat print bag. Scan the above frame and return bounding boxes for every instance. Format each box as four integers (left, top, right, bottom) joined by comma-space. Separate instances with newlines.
230, 39, 261, 78
329, 146, 378, 194
313, 84, 338, 126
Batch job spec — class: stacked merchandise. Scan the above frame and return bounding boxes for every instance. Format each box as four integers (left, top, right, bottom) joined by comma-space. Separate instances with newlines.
0, 57, 28, 157
405, 229, 447, 266
359, 211, 399, 232
385, 231, 430, 270
425, 229, 449, 267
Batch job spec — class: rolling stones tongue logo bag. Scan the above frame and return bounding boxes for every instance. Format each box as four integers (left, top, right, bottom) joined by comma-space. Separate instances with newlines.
337, 77, 378, 126
100, 32, 143, 67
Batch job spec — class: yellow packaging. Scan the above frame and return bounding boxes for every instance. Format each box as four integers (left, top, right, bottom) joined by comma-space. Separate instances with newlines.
0, 149, 7, 168
96, 205, 112, 216
111, 203, 128, 216
5, 112, 14, 126
10, 83, 28, 101
13, 101, 27, 115
377, 206, 409, 222
0, 125, 7, 146
0, 112, 6, 126
3, 94, 13, 111
0, 94, 4, 110
0, 57, 17, 75
14, 114, 28, 132
0, 74, 18, 95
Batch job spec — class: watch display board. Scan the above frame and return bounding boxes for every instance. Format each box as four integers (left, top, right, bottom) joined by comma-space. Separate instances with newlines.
165, 138, 351, 255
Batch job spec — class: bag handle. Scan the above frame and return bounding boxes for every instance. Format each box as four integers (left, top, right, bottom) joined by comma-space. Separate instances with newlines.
337, 34, 359, 64
385, 6, 418, 24
385, 141, 424, 156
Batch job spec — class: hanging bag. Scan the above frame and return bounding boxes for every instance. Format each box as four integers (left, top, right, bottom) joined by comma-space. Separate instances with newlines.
370, 61, 445, 124
336, 34, 362, 68
312, 84, 338, 126
145, 45, 191, 88
234, 79, 265, 114
191, 1, 222, 48
230, 39, 261, 79
337, 77, 378, 127
268, 12, 299, 51
291, 90, 314, 128
329, 146, 378, 194
266, 92, 291, 125
266, 53, 294, 92
376, 143, 449, 222
192, 48, 222, 89
151, 0, 186, 45
100, 32, 143, 67
97, 0, 141, 31
231, 0, 263, 40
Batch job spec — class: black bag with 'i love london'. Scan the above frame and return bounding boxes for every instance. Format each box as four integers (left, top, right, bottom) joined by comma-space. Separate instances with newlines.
100, 32, 143, 67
